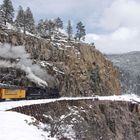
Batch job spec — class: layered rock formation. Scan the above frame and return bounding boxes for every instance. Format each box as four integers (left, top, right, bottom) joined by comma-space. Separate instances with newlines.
0, 28, 120, 96
11, 99, 140, 140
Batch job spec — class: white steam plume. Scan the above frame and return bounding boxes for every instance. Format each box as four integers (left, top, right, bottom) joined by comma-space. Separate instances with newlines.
0, 43, 54, 87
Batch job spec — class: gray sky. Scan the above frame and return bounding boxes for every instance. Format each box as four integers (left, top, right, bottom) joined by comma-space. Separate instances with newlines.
0, 0, 140, 54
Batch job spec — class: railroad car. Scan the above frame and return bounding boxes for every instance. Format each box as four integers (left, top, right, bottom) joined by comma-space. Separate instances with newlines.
0, 84, 59, 100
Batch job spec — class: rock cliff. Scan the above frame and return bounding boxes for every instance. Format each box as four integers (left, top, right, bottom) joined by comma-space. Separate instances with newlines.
11, 99, 140, 140
0, 28, 120, 96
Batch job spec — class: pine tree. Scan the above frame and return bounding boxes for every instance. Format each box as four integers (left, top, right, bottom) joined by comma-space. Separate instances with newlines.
0, 5, 5, 25
67, 20, 73, 40
15, 6, 25, 31
75, 21, 86, 41
1, 0, 14, 25
36, 19, 47, 37
24, 7, 35, 33
36, 19, 43, 35
44, 19, 50, 36
48, 20, 55, 36
55, 17, 63, 30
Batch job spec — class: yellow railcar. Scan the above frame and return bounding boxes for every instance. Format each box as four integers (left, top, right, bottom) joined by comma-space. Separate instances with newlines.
0, 85, 26, 99
0, 84, 60, 100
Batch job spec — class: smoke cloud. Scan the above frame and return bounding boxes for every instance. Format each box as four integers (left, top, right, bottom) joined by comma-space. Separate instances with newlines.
0, 43, 54, 87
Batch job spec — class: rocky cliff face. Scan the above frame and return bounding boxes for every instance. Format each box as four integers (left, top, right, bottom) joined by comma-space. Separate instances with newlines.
11, 99, 140, 140
0, 28, 120, 96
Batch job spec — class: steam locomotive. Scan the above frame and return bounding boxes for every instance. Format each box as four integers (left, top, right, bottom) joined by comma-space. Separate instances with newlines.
0, 84, 60, 101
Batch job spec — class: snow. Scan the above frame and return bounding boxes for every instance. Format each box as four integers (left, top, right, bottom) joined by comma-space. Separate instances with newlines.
40, 61, 53, 67
0, 111, 56, 140
7, 23, 38, 38
58, 124, 75, 139
6, 23, 16, 30
58, 29, 67, 36
59, 39, 67, 43
25, 31, 36, 37
0, 94, 140, 111
97, 94, 140, 102
108, 52, 140, 95
40, 61, 65, 74
65, 45, 72, 48
53, 67, 65, 74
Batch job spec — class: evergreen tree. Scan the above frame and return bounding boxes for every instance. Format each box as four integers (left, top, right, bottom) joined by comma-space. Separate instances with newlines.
55, 17, 63, 30
36, 19, 47, 37
0, 5, 5, 25
24, 7, 35, 33
44, 19, 50, 36
67, 20, 73, 40
1, 0, 14, 25
48, 20, 55, 36
36, 19, 43, 35
75, 21, 86, 41
15, 6, 25, 31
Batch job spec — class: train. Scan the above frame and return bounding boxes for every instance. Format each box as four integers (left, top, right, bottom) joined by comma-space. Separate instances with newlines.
0, 84, 60, 101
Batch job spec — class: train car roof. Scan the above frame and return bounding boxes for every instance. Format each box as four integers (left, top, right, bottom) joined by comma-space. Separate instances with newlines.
0, 83, 25, 90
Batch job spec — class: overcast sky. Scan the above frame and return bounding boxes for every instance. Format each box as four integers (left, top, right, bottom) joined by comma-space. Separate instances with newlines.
0, 0, 140, 54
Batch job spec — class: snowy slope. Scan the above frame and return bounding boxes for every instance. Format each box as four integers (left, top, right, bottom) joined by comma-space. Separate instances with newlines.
0, 111, 56, 140
107, 52, 140, 95
107, 52, 140, 76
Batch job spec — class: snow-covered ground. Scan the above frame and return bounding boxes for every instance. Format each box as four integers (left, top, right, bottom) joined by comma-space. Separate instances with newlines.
0, 94, 140, 111
0, 94, 140, 140
0, 111, 56, 140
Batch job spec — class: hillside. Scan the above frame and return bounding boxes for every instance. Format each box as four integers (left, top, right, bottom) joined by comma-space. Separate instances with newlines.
0, 27, 120, 96
1, 26, 140, 140
0, 95, 140, 140
107, 52, 140, 95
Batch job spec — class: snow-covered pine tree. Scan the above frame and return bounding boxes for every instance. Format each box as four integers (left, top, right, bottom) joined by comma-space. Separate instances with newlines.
36, 19, 43, 35
55, 17, 63, 30
44, 19, 50, 36
75, 21, 86, 41
1, 0, 14, 25
0, 5, 5, 25
15, 6, 25, 32
48, 20, 55, 36
67, 20, 73, 40
24, 7, 35, 34
36, 19, 46, 37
